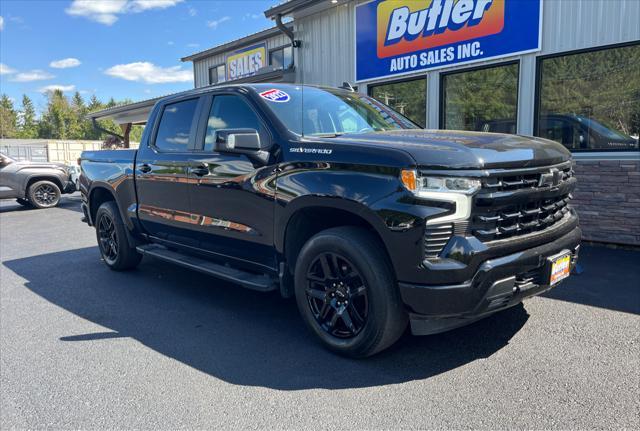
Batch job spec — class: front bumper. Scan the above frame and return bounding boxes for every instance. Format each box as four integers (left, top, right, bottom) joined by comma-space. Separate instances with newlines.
401, 225, 581, 335
62, 180, 76, 194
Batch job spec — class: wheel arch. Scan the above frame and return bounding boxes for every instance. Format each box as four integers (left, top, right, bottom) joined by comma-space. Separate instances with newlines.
277, 197, 394, 278
88, 184, 118, 225
24, 175, 65, 198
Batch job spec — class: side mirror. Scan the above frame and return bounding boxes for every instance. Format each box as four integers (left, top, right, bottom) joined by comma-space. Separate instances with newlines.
215, 129, 263, 152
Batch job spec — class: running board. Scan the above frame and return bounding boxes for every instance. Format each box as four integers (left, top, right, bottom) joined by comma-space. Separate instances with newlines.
136, 244, 276, 292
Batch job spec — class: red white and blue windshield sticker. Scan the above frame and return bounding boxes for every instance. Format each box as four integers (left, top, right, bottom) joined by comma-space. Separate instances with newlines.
259, 88, 290, 103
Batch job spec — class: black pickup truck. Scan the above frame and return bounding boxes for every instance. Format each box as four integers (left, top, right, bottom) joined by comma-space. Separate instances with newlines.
80, 84, 580, 357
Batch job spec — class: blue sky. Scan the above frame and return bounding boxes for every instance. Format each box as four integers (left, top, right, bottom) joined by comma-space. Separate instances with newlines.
0, 0, 276, 114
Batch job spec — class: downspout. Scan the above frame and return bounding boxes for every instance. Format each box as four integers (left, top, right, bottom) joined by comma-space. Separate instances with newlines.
276, 14, 301, 49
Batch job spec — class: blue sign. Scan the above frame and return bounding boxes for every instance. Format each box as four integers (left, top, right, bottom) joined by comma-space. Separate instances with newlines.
355, 0, 542, 81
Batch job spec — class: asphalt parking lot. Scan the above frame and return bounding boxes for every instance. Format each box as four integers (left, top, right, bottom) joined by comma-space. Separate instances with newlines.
1, 195, 639, 429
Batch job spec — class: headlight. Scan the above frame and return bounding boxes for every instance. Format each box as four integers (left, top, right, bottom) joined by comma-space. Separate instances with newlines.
420, 177, 481, 195
401, 170, 481, 225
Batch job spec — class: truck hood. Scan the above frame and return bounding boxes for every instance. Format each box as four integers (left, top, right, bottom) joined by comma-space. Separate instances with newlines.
13, 161, 68, 170
319, 130, 572, 169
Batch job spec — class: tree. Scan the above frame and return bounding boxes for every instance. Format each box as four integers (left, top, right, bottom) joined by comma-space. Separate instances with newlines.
18, 95, 38, 138
39, 89, 74, 139
0, 94, 17, 138
68, 91, 86, 139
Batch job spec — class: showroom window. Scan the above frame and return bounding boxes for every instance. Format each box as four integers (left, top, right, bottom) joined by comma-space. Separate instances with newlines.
269, 45, 293, 70
441, 62, 519, 133
369, 77, 426, 128
536, 43, 640, 151
208, 64, 226, 85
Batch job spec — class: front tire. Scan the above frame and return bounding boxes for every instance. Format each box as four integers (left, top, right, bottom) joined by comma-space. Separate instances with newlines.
28, 180, 60, 209
294, 226, 408, 358
95, 201, 142, 271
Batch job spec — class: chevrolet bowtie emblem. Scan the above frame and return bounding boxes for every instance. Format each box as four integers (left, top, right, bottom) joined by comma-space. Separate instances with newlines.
539, 168, 561, 187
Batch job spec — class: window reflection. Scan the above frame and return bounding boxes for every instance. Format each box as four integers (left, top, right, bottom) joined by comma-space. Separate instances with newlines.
370, 78, 426, 128
536, 44, 639, 151
442, 63, 519, 133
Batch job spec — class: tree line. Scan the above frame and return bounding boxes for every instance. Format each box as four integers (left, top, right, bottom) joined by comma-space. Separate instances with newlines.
0, 90, 143, 143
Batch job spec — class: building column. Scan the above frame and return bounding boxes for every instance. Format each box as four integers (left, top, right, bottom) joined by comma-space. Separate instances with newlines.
517, 54, 537, 136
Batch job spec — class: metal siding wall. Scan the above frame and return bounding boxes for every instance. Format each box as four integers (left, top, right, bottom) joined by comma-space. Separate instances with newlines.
294, 3, 355, 87
541, 0, 640, 55
192, 33, 291, 88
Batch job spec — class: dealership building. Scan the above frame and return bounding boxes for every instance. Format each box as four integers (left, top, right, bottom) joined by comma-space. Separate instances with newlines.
93, 0, 640, 246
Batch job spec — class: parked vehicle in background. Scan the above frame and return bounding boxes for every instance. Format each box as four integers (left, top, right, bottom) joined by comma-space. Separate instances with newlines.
68, 164, 81, 191
80, 84, 581, 357
0, 152, 76, 208
479, 114, 638, 150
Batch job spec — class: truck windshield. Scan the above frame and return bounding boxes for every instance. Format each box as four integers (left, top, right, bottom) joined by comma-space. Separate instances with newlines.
255, 86, 420, 137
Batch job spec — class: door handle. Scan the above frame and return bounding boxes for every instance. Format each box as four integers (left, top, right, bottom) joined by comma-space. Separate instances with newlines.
139, 164, 152, 174
190, 164, 209, 176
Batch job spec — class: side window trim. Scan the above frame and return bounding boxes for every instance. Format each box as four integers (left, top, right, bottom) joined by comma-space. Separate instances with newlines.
150, 96, 203, 153
194, 92, 272, 152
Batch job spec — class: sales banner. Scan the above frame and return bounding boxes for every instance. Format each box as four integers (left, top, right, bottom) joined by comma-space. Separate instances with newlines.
355, 0, 542, 81
226, 43, 267, 81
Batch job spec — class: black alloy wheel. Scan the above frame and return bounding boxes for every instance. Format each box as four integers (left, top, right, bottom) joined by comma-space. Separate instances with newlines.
94, 201, 142, 270
294, 226, 408, 357
28, 181, 61, 209
305, 252, 369, 339
98, 212, 119, 265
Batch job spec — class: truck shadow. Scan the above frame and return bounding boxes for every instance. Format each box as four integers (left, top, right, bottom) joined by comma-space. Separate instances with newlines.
4, 247, 528, 390
0, 195, 82, 214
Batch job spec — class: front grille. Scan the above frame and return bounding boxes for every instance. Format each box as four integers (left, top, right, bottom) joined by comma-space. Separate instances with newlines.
471, 162, 576, 242
472, 194, 572, 241
424, 223, 453, 259
482, 164, 574, 192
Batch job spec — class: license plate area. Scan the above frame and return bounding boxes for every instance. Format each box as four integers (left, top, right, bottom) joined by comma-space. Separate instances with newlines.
548, 250, 571, 286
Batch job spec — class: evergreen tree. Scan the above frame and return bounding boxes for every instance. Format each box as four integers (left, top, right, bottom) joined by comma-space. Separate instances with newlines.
0, 94, 18, 138
18, 95, 38, 138
39, 90, 73, 139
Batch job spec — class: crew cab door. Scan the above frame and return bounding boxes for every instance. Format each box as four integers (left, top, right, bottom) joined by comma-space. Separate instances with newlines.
135, 96, 203, 246
186, 92, 278, 270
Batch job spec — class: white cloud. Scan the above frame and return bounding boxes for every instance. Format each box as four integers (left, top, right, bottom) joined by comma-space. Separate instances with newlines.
186, 43, 199, 48
243, 13, 261, 20
66, 0, 183, 25
0, 63, 16, 75
130, 0, 183, 11
65, 0, 127, 25
0, 16, 4, 31
39, 84, 76, 93
50, 58, 82, 69
187, 6, 197, 17
11, 70, 55, 82
105, 62, 192, 84
167, 41, 174, 46
207, 16, 230, 29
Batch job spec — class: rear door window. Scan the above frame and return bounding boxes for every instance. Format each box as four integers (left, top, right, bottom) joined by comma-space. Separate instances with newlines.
154, 98, 199, 152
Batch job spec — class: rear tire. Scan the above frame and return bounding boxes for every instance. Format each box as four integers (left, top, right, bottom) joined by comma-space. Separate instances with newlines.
28, 180, 60, 209
95, 201, 142, 271
294, 226, 408, 358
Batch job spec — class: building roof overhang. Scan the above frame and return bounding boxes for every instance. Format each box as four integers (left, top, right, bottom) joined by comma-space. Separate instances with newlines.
264, 0, 330, 19
181, 23, 294, 63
